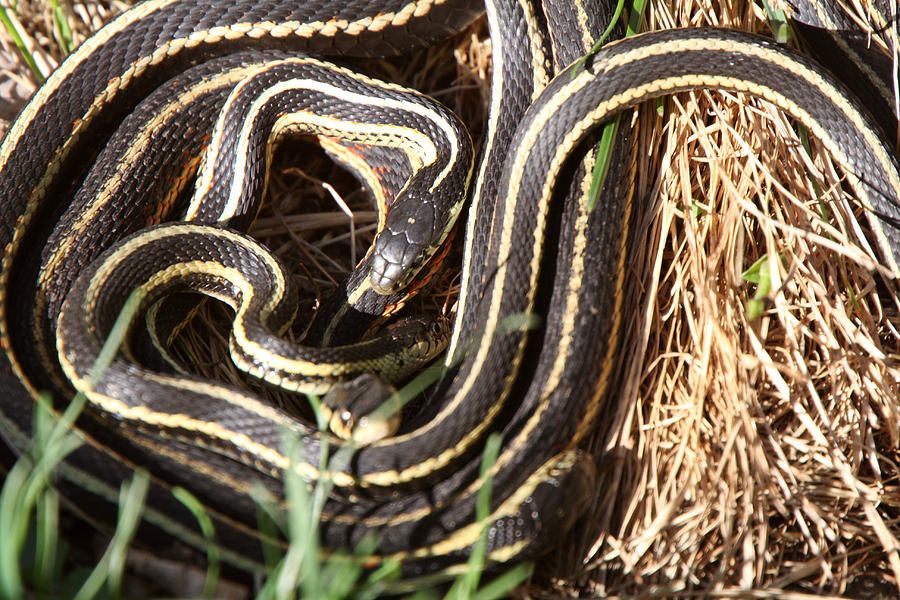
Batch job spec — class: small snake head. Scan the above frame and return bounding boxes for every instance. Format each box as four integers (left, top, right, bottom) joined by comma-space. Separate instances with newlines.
321, 373, 400, 444
407, 317, 452, 360
368, 194, 438, 294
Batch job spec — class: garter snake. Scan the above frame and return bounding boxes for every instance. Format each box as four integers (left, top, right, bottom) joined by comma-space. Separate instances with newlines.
1, 0, 900, 585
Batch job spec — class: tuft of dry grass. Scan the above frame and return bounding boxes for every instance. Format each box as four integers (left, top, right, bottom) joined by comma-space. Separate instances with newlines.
2, 0, 900, 597
0, 0, 129, 127
575, 1, 900, 597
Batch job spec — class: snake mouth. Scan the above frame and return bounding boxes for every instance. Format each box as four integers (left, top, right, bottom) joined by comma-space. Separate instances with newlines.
368, 235, 429, 295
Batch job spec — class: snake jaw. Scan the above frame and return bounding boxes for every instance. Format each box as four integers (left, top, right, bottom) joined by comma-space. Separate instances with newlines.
369, 190, 441, 294
368, 231, 426, 294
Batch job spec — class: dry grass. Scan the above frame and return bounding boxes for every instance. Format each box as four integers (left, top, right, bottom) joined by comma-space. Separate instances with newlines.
574, 1, 900, 597
2, 0, 900, 598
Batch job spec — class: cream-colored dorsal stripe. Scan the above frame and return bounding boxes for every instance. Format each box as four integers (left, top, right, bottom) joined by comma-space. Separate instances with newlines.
410, 165, 598, 513
566, 71, 900, 277
448, 0, 549, 361
54, 338, 306, 480
90, 249, 350, 382
271, 77, 458, 190
141, 371, 297, 426
358, 223, 532, 481
230, 112, 433, 221
119, 260, 330, 390
86, 225, 285, 314
139, 261, 248, 313
125, 255, 359, 377
479, 157, 629, 491
137, 261, 309, 373
0, 0, 452, 186
403, 452, 577, 559
0, 0, 180, 167
446, 0, 506, 360
371, 211, 523, 449
490, 172, 629, 518
364, 84, 545, 474
364, 14, 552, 466
40, 67, 263, 285
517, 0, 551, 100
515, 37, 900, 274
574, 0, 594, 54
187, 76, 450, 221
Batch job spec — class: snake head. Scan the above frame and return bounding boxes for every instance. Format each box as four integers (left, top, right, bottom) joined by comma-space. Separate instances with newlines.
368, 193, 438, 294
321, 373, 400, 444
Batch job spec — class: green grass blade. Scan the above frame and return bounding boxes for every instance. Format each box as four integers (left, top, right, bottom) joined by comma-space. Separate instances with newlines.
570, 0, 625, 75
0, 392, 84, 599
599, 0, 626, 46
32, 486, 61, 593
353, 557, 403, 600
49, 0, 73, 55
588, 120, 620, 212
88, 289, 146, 389
0, 457, 30, 598
73, 469, 150, 600
318, 534, 379, 599
0, 286, 145, 597
470, 563, 533, 600
271, 433, 317, 599
742, 253, 781, 320
759, 0, 791, 43
255, 496, 286, 570
626, 0, 648, 35
445, 433, 502, 600
106, 470, 150, 597
173, 487, 221, 599
0, 6, 43, 81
